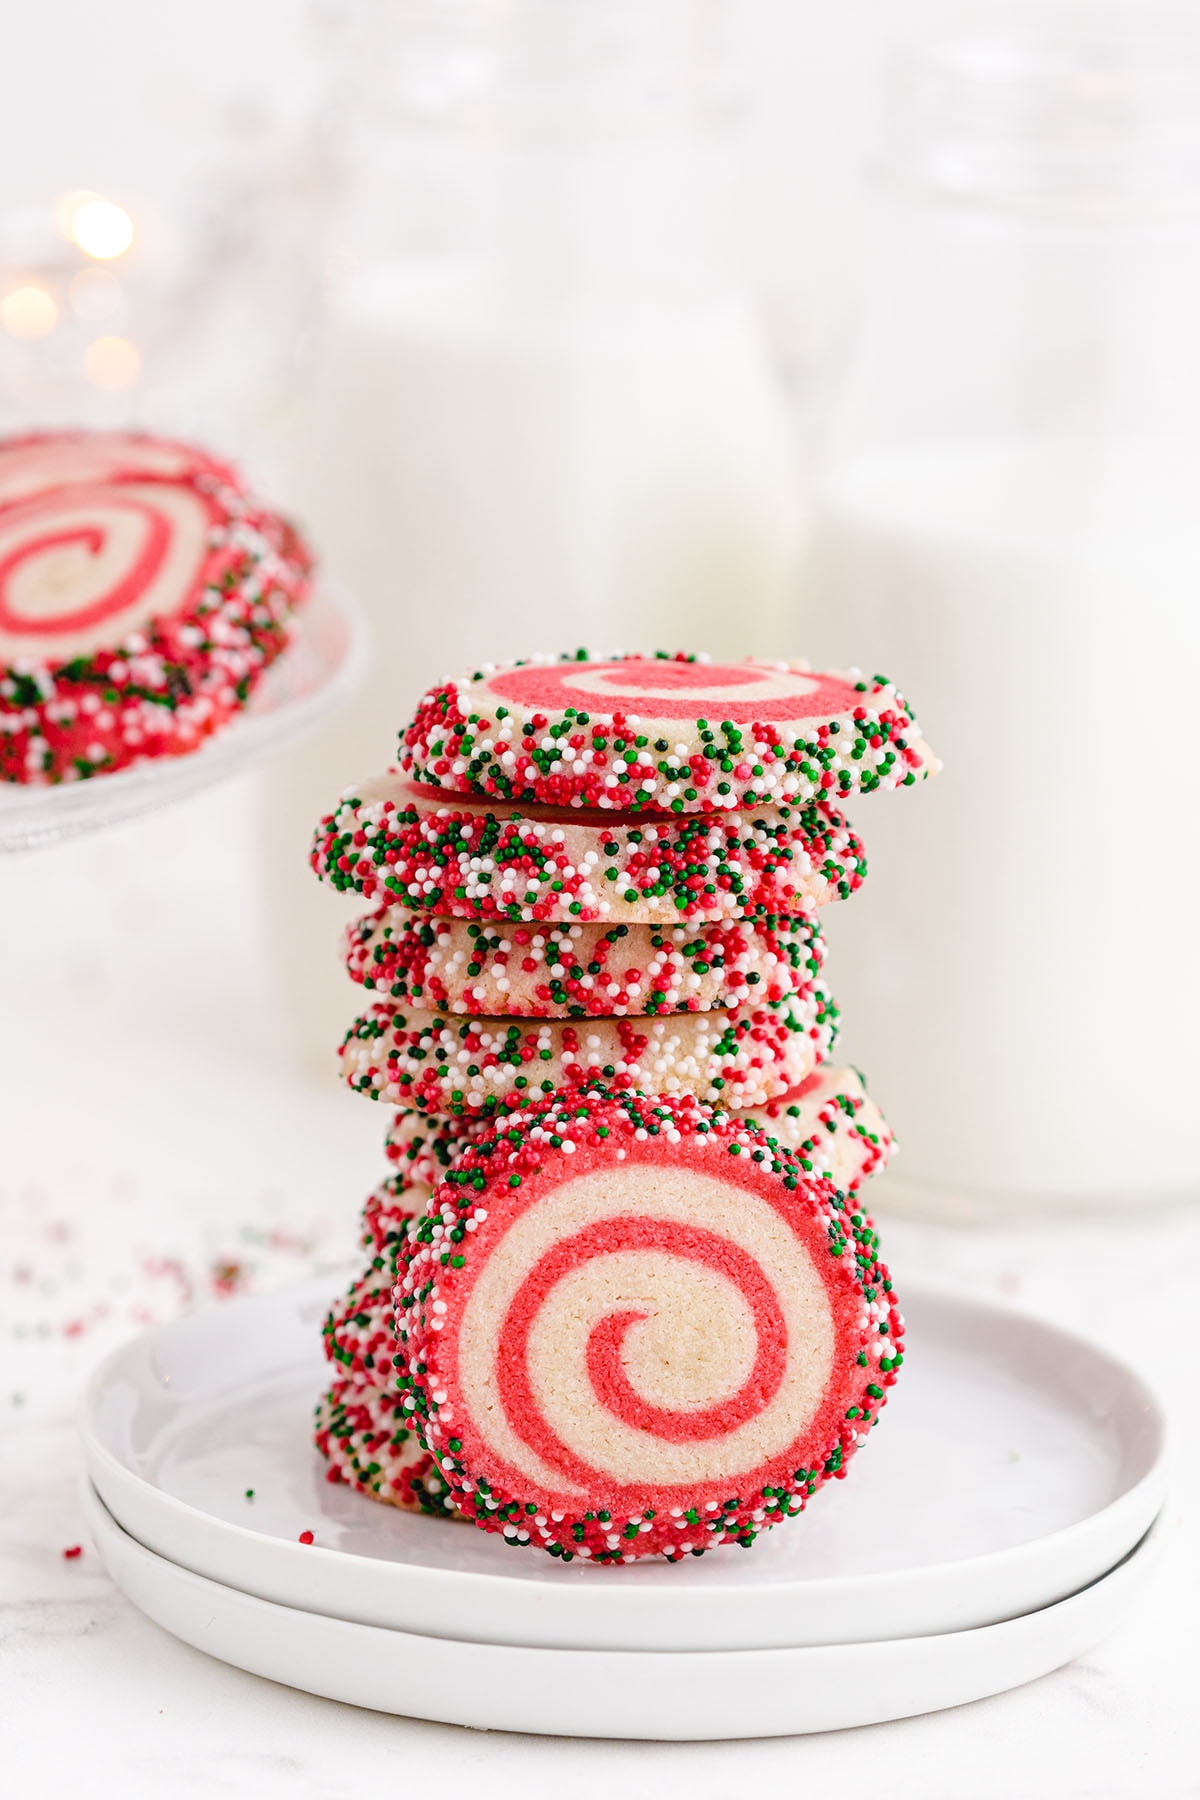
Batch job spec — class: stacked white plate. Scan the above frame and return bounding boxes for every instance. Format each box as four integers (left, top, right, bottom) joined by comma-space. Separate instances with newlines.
81, 1279, 1167, 1740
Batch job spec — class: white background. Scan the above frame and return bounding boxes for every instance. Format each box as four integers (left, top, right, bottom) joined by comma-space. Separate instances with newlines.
0, 0, 972, 359
3, 5, 1198, 1795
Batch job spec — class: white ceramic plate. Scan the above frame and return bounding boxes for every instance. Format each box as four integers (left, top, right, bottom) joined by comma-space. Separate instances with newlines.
81, 1278, 1168, 1653
83, 1482, 1162, 1741
0, 580, 367, 852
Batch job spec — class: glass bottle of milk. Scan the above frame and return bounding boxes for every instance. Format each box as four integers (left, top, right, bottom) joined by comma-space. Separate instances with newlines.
800, 17, 1200, 1215
265, 0, 804, 1073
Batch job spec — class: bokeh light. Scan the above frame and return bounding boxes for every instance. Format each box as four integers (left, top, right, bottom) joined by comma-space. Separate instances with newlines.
56, 191, 134, 260
1, 283, 58, 338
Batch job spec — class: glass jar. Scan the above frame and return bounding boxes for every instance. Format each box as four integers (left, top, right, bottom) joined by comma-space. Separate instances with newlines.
798, 12, 1200, 1215
288, 0, 802, 685
268, 0, 804, 1071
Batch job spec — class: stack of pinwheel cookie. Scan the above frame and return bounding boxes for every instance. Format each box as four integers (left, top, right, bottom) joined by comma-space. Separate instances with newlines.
310, 652, 936, 1564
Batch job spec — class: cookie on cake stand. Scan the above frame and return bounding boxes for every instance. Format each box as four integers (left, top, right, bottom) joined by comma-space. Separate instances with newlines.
0, 430, 365, 850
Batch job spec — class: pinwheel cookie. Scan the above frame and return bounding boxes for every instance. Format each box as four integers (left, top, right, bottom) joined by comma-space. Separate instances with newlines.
0, 430, 237, 504
344, 910, 823, 1018
360, 1172, 425, 1258
315, 1378, 458, 1518
0, 428, 312, 782
379, 1060, 888, 1214
742, 1065, 894, 1194
394, 1088, 903, 1563
312, 773, 865, 925
341, 989, 838, 1115
401, 651, 937, 813
382, 1109, 473, 1194
323, 1266, 403, 1388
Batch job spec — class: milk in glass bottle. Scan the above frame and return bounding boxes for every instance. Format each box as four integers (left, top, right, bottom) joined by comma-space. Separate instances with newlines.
266, 0, 804, 1070
799, 16, 1200, 1214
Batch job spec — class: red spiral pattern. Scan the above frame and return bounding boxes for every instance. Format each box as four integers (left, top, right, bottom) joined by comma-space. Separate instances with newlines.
400, 653, 935, 813
394, 1089, 903, 1564
501, 1219, 788, 1475
485, 658, 863, 725
0, 482, 212, 646
0, 430, 237, 509
0, 430, 312, 783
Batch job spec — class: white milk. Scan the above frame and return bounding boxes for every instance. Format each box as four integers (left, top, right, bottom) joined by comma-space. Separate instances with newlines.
799, 439, 1200, 1209
292, 263, 803, 666
265, 263, 805, 1072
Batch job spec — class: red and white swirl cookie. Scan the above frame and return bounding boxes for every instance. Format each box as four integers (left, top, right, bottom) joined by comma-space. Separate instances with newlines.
341, 989, 838, 1115
380, 1062, 889, 1206
315, 1378, 459, 1518
394, 1088, 903, 1563
400, 652, 937, 813
360, 1173, 425, 1257
0, 429, 312, 783
311, 773, 865, 925
740, 1065, 895, 1194
0, 430, 238, 507
382, 1111, 470, 1193
323, 1267, 401, 1388
345, 911, 823, 1018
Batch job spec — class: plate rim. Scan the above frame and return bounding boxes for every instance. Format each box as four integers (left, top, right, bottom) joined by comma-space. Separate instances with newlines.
79, 1276, 1171, 1650
81, 1478, 1165, 1740
0, 578, 369, 851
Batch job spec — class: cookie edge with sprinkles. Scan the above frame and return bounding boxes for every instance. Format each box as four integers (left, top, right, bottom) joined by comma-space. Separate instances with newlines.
398, 650, 937, 814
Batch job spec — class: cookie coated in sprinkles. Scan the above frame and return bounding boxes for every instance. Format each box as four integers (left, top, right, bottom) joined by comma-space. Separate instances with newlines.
0, 430, 312, 783
741, 1065, 895, 1194
344, 910, 824, 1019
323, 1266, 402, 1388
400, 650, 937, 814
340, 988, 839, 1115
383, 1110, 473, 1191
310, 772, 866, 925
315, 1379, 460, 1518
379, 1064, 890, 1205
392, 1085, 903, 1563
360, 1172, 426, 1256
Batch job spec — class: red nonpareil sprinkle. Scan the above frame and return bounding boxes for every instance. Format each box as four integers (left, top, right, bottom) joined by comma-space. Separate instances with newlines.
341, 911, 822, 1022
390, 1083, 902, 1564
310, 774, 867, 925
0, 430, 313, 786
324, 1266, 404, 1386
339, 990, 837, 1117
313, 1378, 460, 1519
395, 653, 935, 814
62, 1544, 83, 1559
303, 644, 927, 1568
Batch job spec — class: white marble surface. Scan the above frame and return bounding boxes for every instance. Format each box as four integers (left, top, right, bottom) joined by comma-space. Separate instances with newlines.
1, 774, 1196, 1797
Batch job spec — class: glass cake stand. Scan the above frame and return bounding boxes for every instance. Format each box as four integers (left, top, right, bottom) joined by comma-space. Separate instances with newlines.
0, 580, 368, 853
